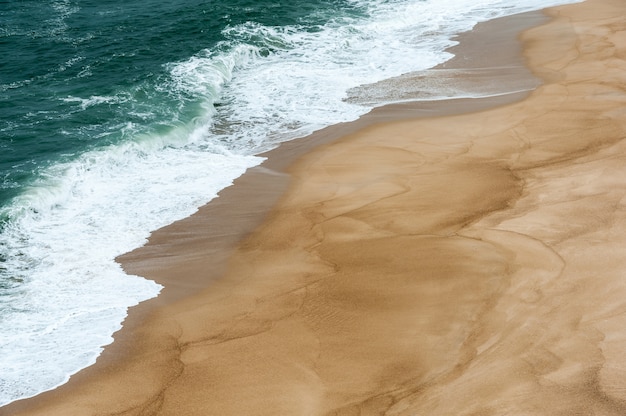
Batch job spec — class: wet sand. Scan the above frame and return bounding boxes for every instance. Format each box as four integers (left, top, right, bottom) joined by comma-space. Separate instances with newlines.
5, 0, 626, 414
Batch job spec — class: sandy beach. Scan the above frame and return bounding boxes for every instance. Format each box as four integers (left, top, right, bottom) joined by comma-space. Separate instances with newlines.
5, 0, 626, 414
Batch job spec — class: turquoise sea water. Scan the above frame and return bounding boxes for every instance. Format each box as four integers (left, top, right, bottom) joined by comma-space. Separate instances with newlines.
0, 0, 580, 406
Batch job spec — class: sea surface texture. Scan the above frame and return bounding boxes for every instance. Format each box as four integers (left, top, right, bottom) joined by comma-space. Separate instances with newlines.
0, 0, 579, 406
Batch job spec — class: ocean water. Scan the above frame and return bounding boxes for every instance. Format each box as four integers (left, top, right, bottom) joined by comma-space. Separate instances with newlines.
1, 0, 580, 406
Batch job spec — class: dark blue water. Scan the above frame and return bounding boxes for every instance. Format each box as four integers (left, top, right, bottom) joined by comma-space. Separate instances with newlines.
0, 0, 580, 406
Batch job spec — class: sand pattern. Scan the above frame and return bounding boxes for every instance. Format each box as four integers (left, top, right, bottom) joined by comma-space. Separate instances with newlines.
5, 0, 626, 414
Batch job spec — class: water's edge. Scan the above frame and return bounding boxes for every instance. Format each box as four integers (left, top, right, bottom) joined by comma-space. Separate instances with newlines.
2, 7, 552, 413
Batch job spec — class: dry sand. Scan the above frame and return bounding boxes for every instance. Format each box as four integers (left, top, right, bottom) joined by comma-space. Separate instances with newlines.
5, 0, 626, 414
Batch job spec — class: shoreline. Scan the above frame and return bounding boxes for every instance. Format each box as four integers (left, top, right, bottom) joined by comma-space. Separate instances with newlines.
119, 8, 550, 302
2, 9, 545, 412
0, 7, 564, 415
8, 0, 626, 413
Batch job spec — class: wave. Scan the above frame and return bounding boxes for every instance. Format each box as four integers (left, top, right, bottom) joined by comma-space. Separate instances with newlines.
0, 133, 261, 405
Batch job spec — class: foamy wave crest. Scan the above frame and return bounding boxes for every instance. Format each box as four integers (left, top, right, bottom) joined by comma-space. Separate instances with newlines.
62, 94, 129, 110
166, 41, 267, 109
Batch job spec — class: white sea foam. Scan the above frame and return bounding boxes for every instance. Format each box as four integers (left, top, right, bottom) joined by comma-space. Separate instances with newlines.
188, 0, 583, 152
0, 0, 582, 407
0, 134, 261, 405
62, 94, 128, 110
